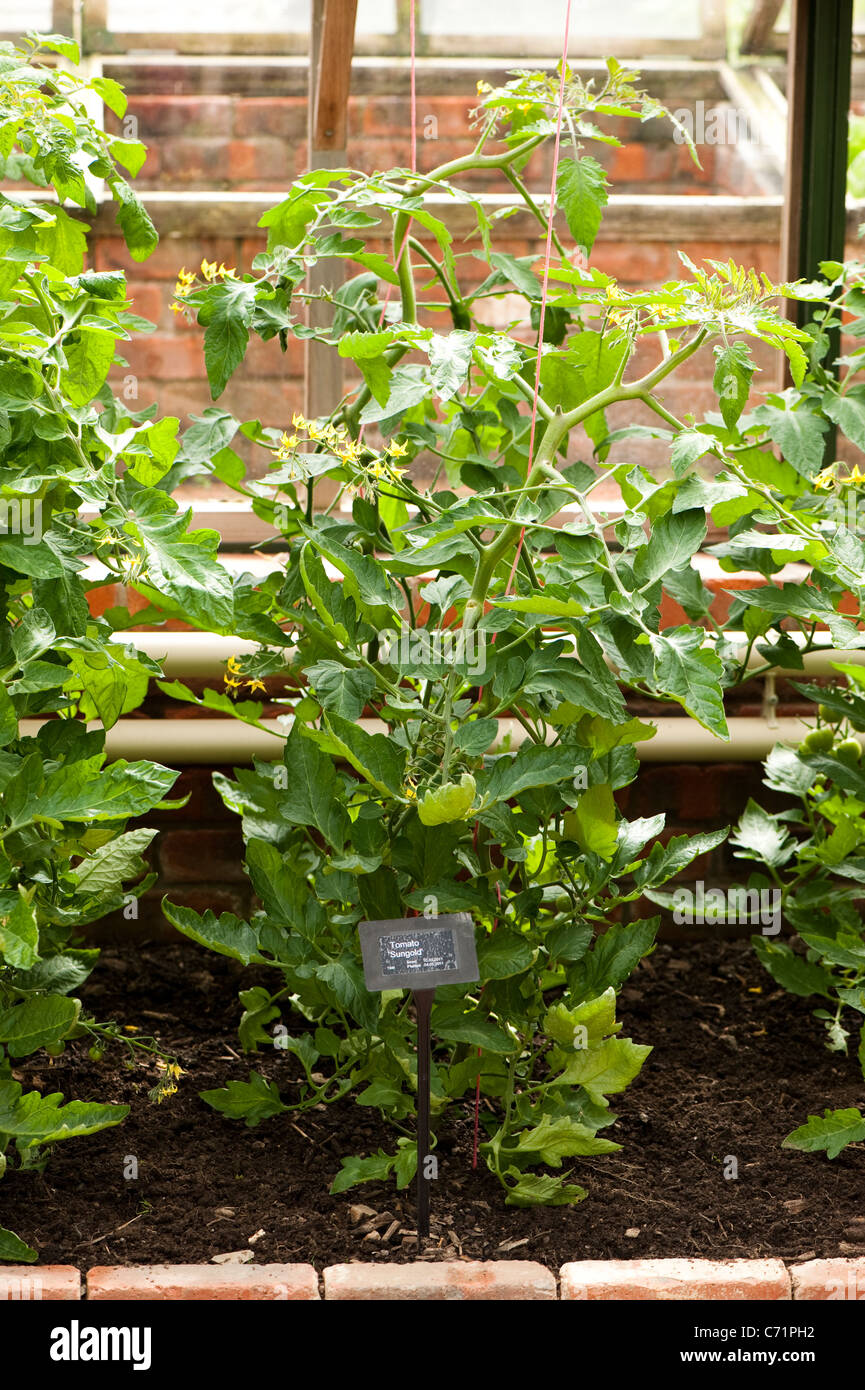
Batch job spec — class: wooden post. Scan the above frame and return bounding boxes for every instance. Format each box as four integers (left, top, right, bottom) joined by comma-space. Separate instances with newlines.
304, 0, 358, 428
740, 0, 785, 55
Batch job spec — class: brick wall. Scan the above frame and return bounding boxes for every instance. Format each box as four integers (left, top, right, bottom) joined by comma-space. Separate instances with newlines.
84, 58, 788, 479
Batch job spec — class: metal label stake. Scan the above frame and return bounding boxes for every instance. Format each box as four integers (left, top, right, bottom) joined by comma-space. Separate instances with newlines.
358, 915, 479, 1246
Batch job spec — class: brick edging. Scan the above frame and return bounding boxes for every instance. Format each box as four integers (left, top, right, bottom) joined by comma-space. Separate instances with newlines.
2, 1257, 864, 1300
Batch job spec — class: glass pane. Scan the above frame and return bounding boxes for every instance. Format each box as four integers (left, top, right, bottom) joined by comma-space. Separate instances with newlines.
106, 0, 396, 35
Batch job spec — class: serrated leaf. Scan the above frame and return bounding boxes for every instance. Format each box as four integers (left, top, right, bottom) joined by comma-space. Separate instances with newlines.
556, 155, 608, 255
783, 1108, 865, 1159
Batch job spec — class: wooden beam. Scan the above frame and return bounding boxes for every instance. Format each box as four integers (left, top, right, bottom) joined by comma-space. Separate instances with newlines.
740, 0, 785, 55
304, 0, 358, 426
312, 0, 358, 150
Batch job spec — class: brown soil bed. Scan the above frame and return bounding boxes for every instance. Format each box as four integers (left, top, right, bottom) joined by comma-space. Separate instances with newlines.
3, 937, 864, 1271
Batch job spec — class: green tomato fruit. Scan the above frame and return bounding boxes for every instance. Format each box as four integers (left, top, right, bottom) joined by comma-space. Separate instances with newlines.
802, 727, 834, 754
0, 1152, 6, 1179
44, 1041, 66, 1058
818, 704, 833, 722
417, 773, 477, 826
836, 738, 862, 767
554, 894, 571, 913
88, 1045, 105, 1062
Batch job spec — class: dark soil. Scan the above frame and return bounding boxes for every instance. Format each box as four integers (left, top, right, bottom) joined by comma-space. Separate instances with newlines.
3, 937, 864, 1271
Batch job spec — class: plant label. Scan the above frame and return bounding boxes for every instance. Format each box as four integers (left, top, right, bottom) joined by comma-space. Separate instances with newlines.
358, 914, 479, 992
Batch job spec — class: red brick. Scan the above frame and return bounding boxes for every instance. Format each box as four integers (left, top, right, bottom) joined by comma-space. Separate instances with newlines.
159, 829, 246, 883
95, 236, 240, 281
790, 1258, 865, 1301
125, 332, 208, 381
590, 241, 675, 285
561, 1259, 790, 1300
0, 1267, 81, 1300
609, 143, 648, 185
160, 139, 235, 187
234, 98, 306, 141
87, 1264, 319, 1300
108, 96, 233, 139
126, 282, 168, 328
227, 139, 290, 186
323, 1261, 556, 1300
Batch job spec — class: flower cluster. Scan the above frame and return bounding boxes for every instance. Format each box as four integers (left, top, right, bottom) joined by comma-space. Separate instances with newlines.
223, 654, 266, 696
150, 1060, 185, 1104
273, 412, 410, 494
171, 259, 238, 313
815, 462, 865, 492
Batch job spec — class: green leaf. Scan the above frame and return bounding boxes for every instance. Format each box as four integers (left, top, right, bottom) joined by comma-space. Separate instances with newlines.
126, 489, 234, 633
0, 1227, 37, 1263
61, 328, 115, 405
564, 783, 618, 861
511, 1114, 620, 1165
304, 660, 374, 721
635, 510, 707, 589
670, 430, 714, 477
0, 996, 80, 1056
545, 988, 620, 1047
281, 724, 350, 846
322, 713, 406, 800
649, 628, 728, 737
42, 206, 88, 274
571, 918, 658, 998
477, 745, 584, 809
502, 1168, 587, 1207
202, 280, 258, 398
751, 937, 836, 999
0, 890, 38, 969
200, 1072, 286, 1126
731, 799, 795, 868
431, 1002, 514, 1053
783, 1108, 865, 1159
713, 342, 755, 429
556, 155, 609, 255
330, 1150, 396, 1194
73, 829, 155, 894
822, 385, 865, 452
477, 930, 535, 981
558, 1035, 651, 1103
317, 957, 379, 1033
111, 181, 158, 261
753, 402, 828, 480
162, 901, 263, 966
427, 330, 475, 401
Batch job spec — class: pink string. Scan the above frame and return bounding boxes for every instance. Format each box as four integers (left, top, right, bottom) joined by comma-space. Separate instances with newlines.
355, 0, 417, 448
504, 0, 573, 594
471, 1, 573, 1169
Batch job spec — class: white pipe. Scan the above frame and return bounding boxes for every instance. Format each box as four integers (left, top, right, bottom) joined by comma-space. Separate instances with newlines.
123, 630, 865, 679
18, 714, 843, 764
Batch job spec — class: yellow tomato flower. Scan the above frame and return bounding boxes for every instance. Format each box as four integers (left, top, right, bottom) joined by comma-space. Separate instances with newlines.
292, 411, 306, 428
387, 440, 409, 458
815, 466, 837, 491
201, 258, 219, 282
246, 678, 267, 694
